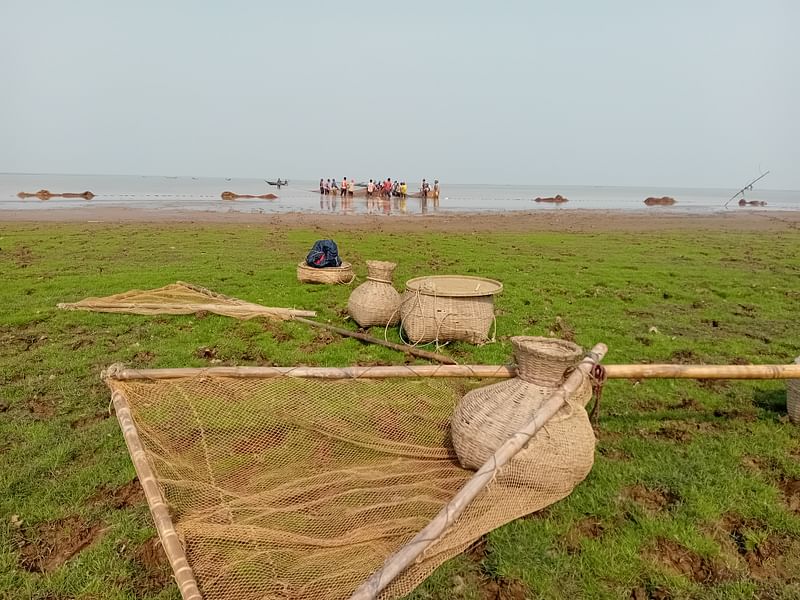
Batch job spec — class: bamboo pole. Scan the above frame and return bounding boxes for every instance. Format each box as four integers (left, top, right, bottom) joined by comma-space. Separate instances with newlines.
605, 363, 800, 379
291, 317, 457, 365
348, 343, 608, 600
105, 363, 800, 382
112, 390, 203, 600
58, 302, 316, 318
106, 364, 515, 380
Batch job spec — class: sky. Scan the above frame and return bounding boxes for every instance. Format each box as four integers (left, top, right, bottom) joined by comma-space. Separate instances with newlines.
1, 1, 798, 189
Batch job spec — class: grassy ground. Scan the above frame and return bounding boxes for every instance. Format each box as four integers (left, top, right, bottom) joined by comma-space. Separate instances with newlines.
0, 221, 798, 600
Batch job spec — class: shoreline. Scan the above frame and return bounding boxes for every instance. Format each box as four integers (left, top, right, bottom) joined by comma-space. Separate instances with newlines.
1, 207, 799, 233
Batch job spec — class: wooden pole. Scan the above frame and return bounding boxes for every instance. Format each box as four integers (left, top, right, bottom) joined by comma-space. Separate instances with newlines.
292, 317, 458, 365
105, 363, 800, 382
112, 390, 203, 600
348, 343, 608, 600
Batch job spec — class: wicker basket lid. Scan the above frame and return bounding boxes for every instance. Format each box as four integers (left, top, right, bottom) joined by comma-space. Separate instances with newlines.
404, 275, 503, 297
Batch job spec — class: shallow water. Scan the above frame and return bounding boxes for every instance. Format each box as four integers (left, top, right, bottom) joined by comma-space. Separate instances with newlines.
1, 173, 797, 214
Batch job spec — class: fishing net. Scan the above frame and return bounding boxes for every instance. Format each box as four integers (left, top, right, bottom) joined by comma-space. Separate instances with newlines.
57, 282, 315, 320
107, 370, 595, 600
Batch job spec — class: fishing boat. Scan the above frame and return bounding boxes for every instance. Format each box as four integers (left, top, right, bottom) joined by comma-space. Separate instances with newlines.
266, 179, 288, 186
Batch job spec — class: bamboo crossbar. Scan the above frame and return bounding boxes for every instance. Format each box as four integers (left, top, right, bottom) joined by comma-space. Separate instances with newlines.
348, 343, 609, 599
112, 391, 203, 600
105, 363, 800, 381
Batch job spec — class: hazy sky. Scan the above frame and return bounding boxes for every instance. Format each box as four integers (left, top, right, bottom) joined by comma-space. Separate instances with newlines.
2, 1, 798, 188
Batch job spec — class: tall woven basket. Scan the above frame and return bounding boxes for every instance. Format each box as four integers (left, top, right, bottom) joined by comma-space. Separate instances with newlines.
296, 261, 354, 284
450, 336, 595, 486
789, 356, 800, 424
400, 275, 502, 345
347, 261, 401, 327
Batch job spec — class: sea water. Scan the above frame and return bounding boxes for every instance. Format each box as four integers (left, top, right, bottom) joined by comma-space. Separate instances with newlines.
1, 173, 797, 214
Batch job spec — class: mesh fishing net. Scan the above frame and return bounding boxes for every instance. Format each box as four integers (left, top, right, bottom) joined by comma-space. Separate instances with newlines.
107, 373, 595, 600
58, 282, 315, 320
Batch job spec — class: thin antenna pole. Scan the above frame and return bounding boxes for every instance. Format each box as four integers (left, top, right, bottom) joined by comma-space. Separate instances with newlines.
724, 171, 770, 207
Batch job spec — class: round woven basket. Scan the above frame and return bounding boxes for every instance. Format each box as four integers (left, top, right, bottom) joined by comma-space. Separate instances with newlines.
296, 261, 354, 285
400, 275, 502, 345
450, 336, 595, 486
347, 261, 401, 327
513, 336, 584, 385
788, 356, 800, 424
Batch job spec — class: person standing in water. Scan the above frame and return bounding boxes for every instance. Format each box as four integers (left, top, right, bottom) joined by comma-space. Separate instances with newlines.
319, 179, 325, 195
433, 180, 440, 199
341, 177, 348, 197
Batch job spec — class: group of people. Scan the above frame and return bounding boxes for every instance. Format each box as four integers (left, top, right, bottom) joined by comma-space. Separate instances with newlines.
366, 179, 407, 199
318, 177, 440, 200
319, 178, 355, 196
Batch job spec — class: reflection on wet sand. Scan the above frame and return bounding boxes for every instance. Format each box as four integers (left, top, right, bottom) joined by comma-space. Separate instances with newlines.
320, 196, 339, 212
363, 196, 433, 215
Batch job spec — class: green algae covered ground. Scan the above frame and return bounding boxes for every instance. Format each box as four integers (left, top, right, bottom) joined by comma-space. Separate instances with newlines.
1, 221, 798, 600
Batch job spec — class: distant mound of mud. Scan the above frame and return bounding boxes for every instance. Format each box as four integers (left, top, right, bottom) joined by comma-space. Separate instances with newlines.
644, 196, 676, 206
534, 194, 568, 204
18, 190, 94, 201
221, 191, 278, 201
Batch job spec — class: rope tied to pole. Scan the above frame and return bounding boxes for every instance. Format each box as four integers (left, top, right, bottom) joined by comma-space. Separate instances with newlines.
588, 363, 607, 424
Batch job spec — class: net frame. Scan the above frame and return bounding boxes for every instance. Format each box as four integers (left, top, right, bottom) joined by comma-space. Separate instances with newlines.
104, 361, 589, 600
104, 360, 800, 600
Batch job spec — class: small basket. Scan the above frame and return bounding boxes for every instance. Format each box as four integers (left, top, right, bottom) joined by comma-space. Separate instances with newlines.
789, 356, 800, 424
297, 261, 354, 284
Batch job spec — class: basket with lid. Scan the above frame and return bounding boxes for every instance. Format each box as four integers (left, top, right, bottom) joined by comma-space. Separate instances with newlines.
400, 275, 502, 344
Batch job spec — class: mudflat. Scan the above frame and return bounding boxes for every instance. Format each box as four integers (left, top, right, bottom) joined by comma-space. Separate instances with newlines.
2, 207, 799, 233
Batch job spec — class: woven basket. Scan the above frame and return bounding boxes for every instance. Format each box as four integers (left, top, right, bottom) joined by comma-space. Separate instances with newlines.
513, 337, 584, 385
347, 261, 401, 327
450, 336, 594, 485
400, 275, 502, 345
789, 356, 800, 424
296, 261, 354, 285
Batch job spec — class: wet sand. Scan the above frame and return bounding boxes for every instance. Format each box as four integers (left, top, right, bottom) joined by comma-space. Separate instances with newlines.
1, 208, 799, 233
